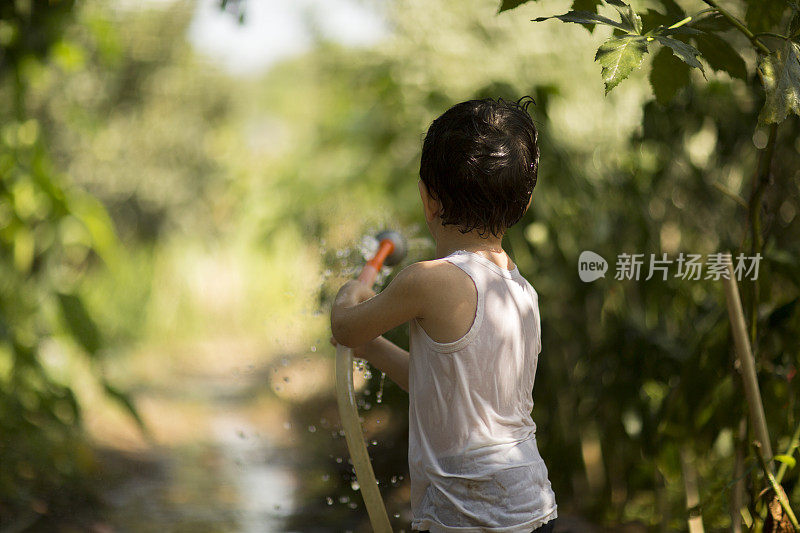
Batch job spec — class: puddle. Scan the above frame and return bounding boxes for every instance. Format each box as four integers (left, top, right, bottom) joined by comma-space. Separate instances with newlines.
210, 414, 296, 532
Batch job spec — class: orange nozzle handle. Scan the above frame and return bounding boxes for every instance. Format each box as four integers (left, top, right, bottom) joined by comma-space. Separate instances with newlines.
357, 239, 395, 286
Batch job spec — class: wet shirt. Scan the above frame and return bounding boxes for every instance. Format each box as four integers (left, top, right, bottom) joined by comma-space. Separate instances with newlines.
408, 250, 557, 533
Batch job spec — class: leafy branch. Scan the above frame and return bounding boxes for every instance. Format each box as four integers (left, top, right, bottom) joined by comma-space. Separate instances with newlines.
531, 0, 706, 94
515, 0, 800, 123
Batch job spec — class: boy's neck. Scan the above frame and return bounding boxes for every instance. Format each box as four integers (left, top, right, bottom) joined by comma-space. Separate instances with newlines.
434, 224, 506, 261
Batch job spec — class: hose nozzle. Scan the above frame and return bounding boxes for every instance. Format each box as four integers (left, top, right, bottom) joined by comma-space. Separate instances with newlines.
357, 230, 407, 286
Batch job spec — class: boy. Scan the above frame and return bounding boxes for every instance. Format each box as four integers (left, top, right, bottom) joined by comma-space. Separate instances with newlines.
331, 98, 557, 533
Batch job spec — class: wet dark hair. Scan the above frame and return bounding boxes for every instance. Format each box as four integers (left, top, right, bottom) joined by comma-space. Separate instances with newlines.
419, 96, 539, 238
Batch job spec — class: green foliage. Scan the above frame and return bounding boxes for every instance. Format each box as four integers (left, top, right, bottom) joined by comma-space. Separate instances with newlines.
649, 46, 691, 104
0, 0, 155, 525
1, 0, 797, 529
533, 10, 629, 32
758, 41, 800, 124
56, 292, 102, 357
693, 33, 747, 80
533, 0, 708, 96
527, 0, 800, 126
595, 35, 649, 94
745, 0, 787, 33
498, 0, 534, 13
653, 35, 705, 75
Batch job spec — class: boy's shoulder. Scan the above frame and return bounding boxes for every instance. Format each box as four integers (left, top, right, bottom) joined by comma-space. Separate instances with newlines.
393, 257, 475, 306
399, 257, 467, 284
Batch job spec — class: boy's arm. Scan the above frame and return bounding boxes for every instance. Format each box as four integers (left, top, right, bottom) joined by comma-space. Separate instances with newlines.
333, 335, 410, 393
330, 262, 426, 348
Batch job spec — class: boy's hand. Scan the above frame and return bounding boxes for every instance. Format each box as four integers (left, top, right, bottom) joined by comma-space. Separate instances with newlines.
329, 334, 378, 359
333, 280, 376, 308
330, 262, 425, 348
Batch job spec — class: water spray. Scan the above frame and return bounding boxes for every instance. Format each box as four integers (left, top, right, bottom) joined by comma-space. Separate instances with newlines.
335, 230, 406, 533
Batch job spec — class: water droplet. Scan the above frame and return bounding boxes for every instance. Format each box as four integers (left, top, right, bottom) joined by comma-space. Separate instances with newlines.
322, 474, 330, 481
335, 457, 343, 463
348, 502, 358, 509
351, 481, 360, 490
394, 513, 400, 518
326, 496, 333, 505
310, 345, 317, 352
339, 495, 350, 504
376, 419, 381, 424
308, 425, 317, 433
371, 440, 377, 446
376, 371, 386, 403
390, 475, 398, 485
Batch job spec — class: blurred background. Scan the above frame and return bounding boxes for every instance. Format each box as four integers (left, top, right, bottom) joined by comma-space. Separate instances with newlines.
1, 0, 799, 531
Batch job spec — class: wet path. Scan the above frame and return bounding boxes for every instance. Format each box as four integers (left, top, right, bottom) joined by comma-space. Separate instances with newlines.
77, 338, 302, 532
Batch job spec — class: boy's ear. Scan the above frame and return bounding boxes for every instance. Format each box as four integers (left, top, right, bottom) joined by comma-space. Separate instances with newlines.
418, 179, 441, 222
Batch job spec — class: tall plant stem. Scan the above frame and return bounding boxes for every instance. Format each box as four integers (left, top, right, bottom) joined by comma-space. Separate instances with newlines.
731, 416, 748, 533
723, 258, 773, 470
753, 441, 800, 530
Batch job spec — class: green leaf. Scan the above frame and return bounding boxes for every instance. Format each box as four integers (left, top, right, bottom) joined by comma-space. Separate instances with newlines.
595, 35, 649, 94
640, 0, 687, 33
571, 0, 602, 12
659, 26, 704, 36
657, 0, 686, 18
745, 0, 787, 33
102, 379, 150, 436
533, 10, 629, 31
693, 33, 748, 80
654, 35, 706, 76
774, 454, 797, 469
606, 0, 643, 34
758, 41, 800, 124
650, 46, 691, 104
570, 0, 604, 31
790, 7, 800, 37
56, 292, 102, 356
768, 297, 799, 328
499, 0, 534, 12
691, 13, 733, 32
640, 8, 673, 33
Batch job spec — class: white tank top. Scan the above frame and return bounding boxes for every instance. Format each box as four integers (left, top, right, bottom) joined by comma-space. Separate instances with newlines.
408, 249, 558, 532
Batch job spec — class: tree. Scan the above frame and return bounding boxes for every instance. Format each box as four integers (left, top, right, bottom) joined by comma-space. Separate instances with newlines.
499, 0, 800, 530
